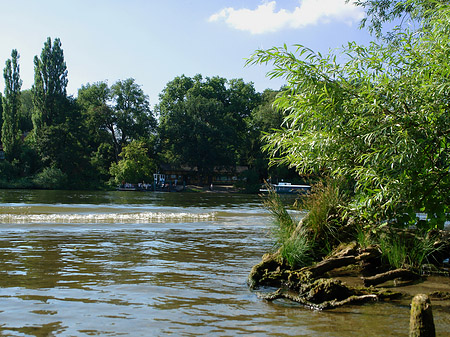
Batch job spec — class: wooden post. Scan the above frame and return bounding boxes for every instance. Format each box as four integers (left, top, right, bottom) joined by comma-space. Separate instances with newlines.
409, 294, 435, 337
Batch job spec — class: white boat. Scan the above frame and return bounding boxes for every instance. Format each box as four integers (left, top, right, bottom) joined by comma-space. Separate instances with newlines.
260, 182, 311, 194
117, 184, 138, 191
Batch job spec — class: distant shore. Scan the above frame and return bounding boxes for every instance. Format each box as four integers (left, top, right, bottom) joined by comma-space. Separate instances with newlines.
184, 184, 241, 193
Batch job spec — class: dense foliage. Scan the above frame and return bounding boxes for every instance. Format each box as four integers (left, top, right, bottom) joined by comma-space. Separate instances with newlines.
157, 75, 261, 184
109, 140, 157, 185
249, 0, 450, 231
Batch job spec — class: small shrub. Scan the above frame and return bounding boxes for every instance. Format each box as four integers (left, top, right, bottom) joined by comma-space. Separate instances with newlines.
33, 167, 68, 189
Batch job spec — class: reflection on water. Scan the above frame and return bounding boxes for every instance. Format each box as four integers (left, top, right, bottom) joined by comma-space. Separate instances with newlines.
0, 190, 448, 336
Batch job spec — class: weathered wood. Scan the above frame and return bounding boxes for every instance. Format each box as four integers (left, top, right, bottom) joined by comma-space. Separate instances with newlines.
409, 294, 435, 337
362, 268, 420, 287
428, 291, 450, 300
307, 256, 357, 276
257, 288, 378, 310
247, 253, 283, 289
306, 247, 380, 277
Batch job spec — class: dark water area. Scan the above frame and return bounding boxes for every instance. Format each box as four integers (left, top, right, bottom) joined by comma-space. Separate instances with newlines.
0, 189, 448, 336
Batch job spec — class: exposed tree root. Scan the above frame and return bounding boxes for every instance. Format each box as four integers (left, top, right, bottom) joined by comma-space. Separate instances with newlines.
362, 268, 421, 287
257, 288, 379, 310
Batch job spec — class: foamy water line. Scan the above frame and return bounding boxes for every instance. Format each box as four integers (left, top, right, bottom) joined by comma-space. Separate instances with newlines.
0, 211, 217, 224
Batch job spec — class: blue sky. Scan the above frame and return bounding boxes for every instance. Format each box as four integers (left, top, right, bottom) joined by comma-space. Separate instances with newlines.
0, 0, 373, 106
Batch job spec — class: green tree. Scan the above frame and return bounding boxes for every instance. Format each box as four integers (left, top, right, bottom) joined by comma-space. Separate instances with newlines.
354, 0, 444, 38
110, 78, 156, 159
248, 1, 450, 229
19, 89, 34, 133
77, 82, 111, 147
77, 81, 116, 178
246, 89, 282, 165
158, 74, 259, 183
245, 89, 284, 182
32, 37, 68, 131
226, 78, 261, 164
2, 49, 22, 160
109, 140, 157, 184
249, 89, 282, 134
77, 79, 156, 182
32, 37, 91, 185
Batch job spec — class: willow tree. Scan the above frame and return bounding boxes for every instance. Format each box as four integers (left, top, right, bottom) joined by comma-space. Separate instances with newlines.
2, 49, 22, 160
109, 140, 157, 184
248, 1, 450, 230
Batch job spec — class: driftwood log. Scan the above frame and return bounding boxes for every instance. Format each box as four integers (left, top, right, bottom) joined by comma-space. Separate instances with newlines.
306, 246, 381, 277
362, 268, 421, 287
249, 229, 450, 312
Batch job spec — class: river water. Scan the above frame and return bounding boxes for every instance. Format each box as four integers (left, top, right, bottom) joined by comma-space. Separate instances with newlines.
0, 189, 449, 336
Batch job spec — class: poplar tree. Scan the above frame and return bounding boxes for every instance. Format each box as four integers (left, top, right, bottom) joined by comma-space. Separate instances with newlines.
0, 92, 3, 142
32, 37, 68, 131
31, 37, 88, 180
2, 49, 22, 160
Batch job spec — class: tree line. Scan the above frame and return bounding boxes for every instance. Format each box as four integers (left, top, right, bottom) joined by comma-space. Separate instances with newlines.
0, 37, 292, 190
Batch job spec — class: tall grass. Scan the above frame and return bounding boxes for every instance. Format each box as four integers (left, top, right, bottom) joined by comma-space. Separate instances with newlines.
263, 185, 296, 247
356, 225, 374, 249
262, 179, 345, 268
262, 184, 311, 268
299, 179, 344, 256
378, 231, 436, 269
280, 231, 312, 268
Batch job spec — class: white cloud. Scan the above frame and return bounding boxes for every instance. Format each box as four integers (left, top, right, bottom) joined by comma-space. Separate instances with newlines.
208, 0, 364, 34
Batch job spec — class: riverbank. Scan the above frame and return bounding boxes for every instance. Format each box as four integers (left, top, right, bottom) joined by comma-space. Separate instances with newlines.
184, 184, 241, 193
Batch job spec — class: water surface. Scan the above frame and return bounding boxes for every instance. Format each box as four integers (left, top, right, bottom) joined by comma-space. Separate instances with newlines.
0, 190, 448, 336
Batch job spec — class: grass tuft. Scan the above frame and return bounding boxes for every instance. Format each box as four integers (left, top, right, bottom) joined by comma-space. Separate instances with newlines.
262, 183, 310, 268
378, 231, 437, 269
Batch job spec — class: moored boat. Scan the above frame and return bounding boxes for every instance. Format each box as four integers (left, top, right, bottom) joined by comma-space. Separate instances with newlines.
117, 184, 139, 191
260, 182, 311, 194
